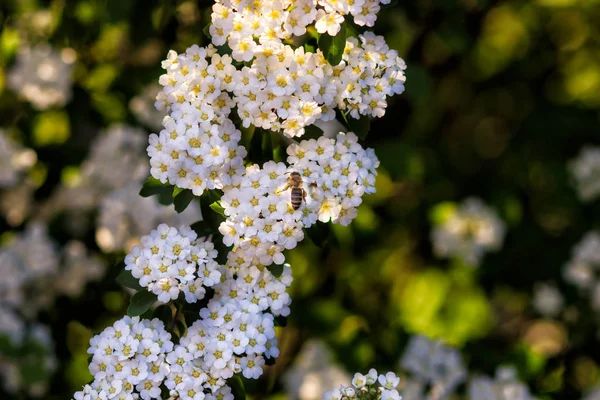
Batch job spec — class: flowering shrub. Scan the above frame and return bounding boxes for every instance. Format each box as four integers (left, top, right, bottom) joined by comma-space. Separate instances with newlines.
2, 1, 600, 399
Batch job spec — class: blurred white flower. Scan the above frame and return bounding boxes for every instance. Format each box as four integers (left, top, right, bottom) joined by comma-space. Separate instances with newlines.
569, 146, 600, 202
532, 283, 564, 318
468, 366, 535, 400
431, 198, 506, 267
283, 340, 350, 400
7, 44, 76, 110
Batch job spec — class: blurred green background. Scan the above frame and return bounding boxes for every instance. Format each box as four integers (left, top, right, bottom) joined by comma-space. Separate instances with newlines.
1, 0, 600, 399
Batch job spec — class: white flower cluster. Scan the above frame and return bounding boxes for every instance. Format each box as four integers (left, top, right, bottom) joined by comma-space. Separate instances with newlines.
431, 198, 506, 267
7, 44, 76, 110
323, 369, 401, 400
211, 0, 391, 42
399, 335, 466, 400
175, 295, 279, 383
287, 131, 379, 225
563, 231, 600, 311
150, 58, 246, 195
75, 316, 174, 400
155, 30, 404, 144
217, 131, 376, 274
219, 161, 309, 269
468, 367, 536, 400
569, 146, 600, 203
336, 33, 406, 119
125, 224, 222, 304
0, 130, 37, 188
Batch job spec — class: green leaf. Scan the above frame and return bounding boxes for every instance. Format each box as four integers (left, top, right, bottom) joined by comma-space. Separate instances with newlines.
318, 22, 347, 65
268, 264, 284, 278
174, 189, 195, 213
305, 221, 331, 248
127, 291, 157, 317
303, 124, 324, 140
20, 360, 47, 385
228, 375, 246, 400
139, 176, 174, 206
203, 24, 212, 39
210, 201, 226, 217
116, 269, 143, 291
153, 305, 174, 328
346, 114, 371, 140
190, 220, 214, 237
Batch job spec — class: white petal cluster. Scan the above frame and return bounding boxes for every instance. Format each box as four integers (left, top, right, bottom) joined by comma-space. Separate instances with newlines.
219, 161, 310, 269
336, 33, 406, 119
75, 316, 175, 400
468, 367, 536, 400
125, 224, 222, 304
563, 231, 600, 311
149, 46, 246, 196
211, 0, 391, 44
7, 44, 76, 110
323, 369, 401, 400
399, 335, 466, 398
287, 132, 379, 226
431, 198, 506, 267
0, 130, 37, 188
569, 146, 600, 202
154, 33, 404, 142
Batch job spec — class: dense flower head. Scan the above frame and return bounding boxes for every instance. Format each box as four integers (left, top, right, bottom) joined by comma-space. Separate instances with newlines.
0, 130, 37, 188
400, 335, 466, 397
210, 0, 392, 47
176, 297, 278, 385
218, 161, 311, 267
569, 146, 600, 203
218, 260, 293, 317
563, 231, 600, 311
125, 224, 223, 304
75, 316, 174, 400
287, 131, 379, 226
336, 33, 406, 119
430, 197, 506, 267
7, 44, 76, 110
154, 33, 405, 141
323, 368, 401, 400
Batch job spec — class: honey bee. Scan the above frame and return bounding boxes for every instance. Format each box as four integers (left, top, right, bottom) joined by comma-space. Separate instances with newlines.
278, 172, 307, 210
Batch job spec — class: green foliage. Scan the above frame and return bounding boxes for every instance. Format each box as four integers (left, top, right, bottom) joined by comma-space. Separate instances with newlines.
127, 290, 157, 317
318, 22, 347, 65
173, 188, 195, 213
116, 268, 144, 291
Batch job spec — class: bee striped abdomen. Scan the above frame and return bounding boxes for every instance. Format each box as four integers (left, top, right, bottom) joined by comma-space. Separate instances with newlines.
290, 188, 303, 210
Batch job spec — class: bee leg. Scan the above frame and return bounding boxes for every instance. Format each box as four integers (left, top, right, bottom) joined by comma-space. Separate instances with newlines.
276, 183, 291, 195
302, 188, 307, 203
